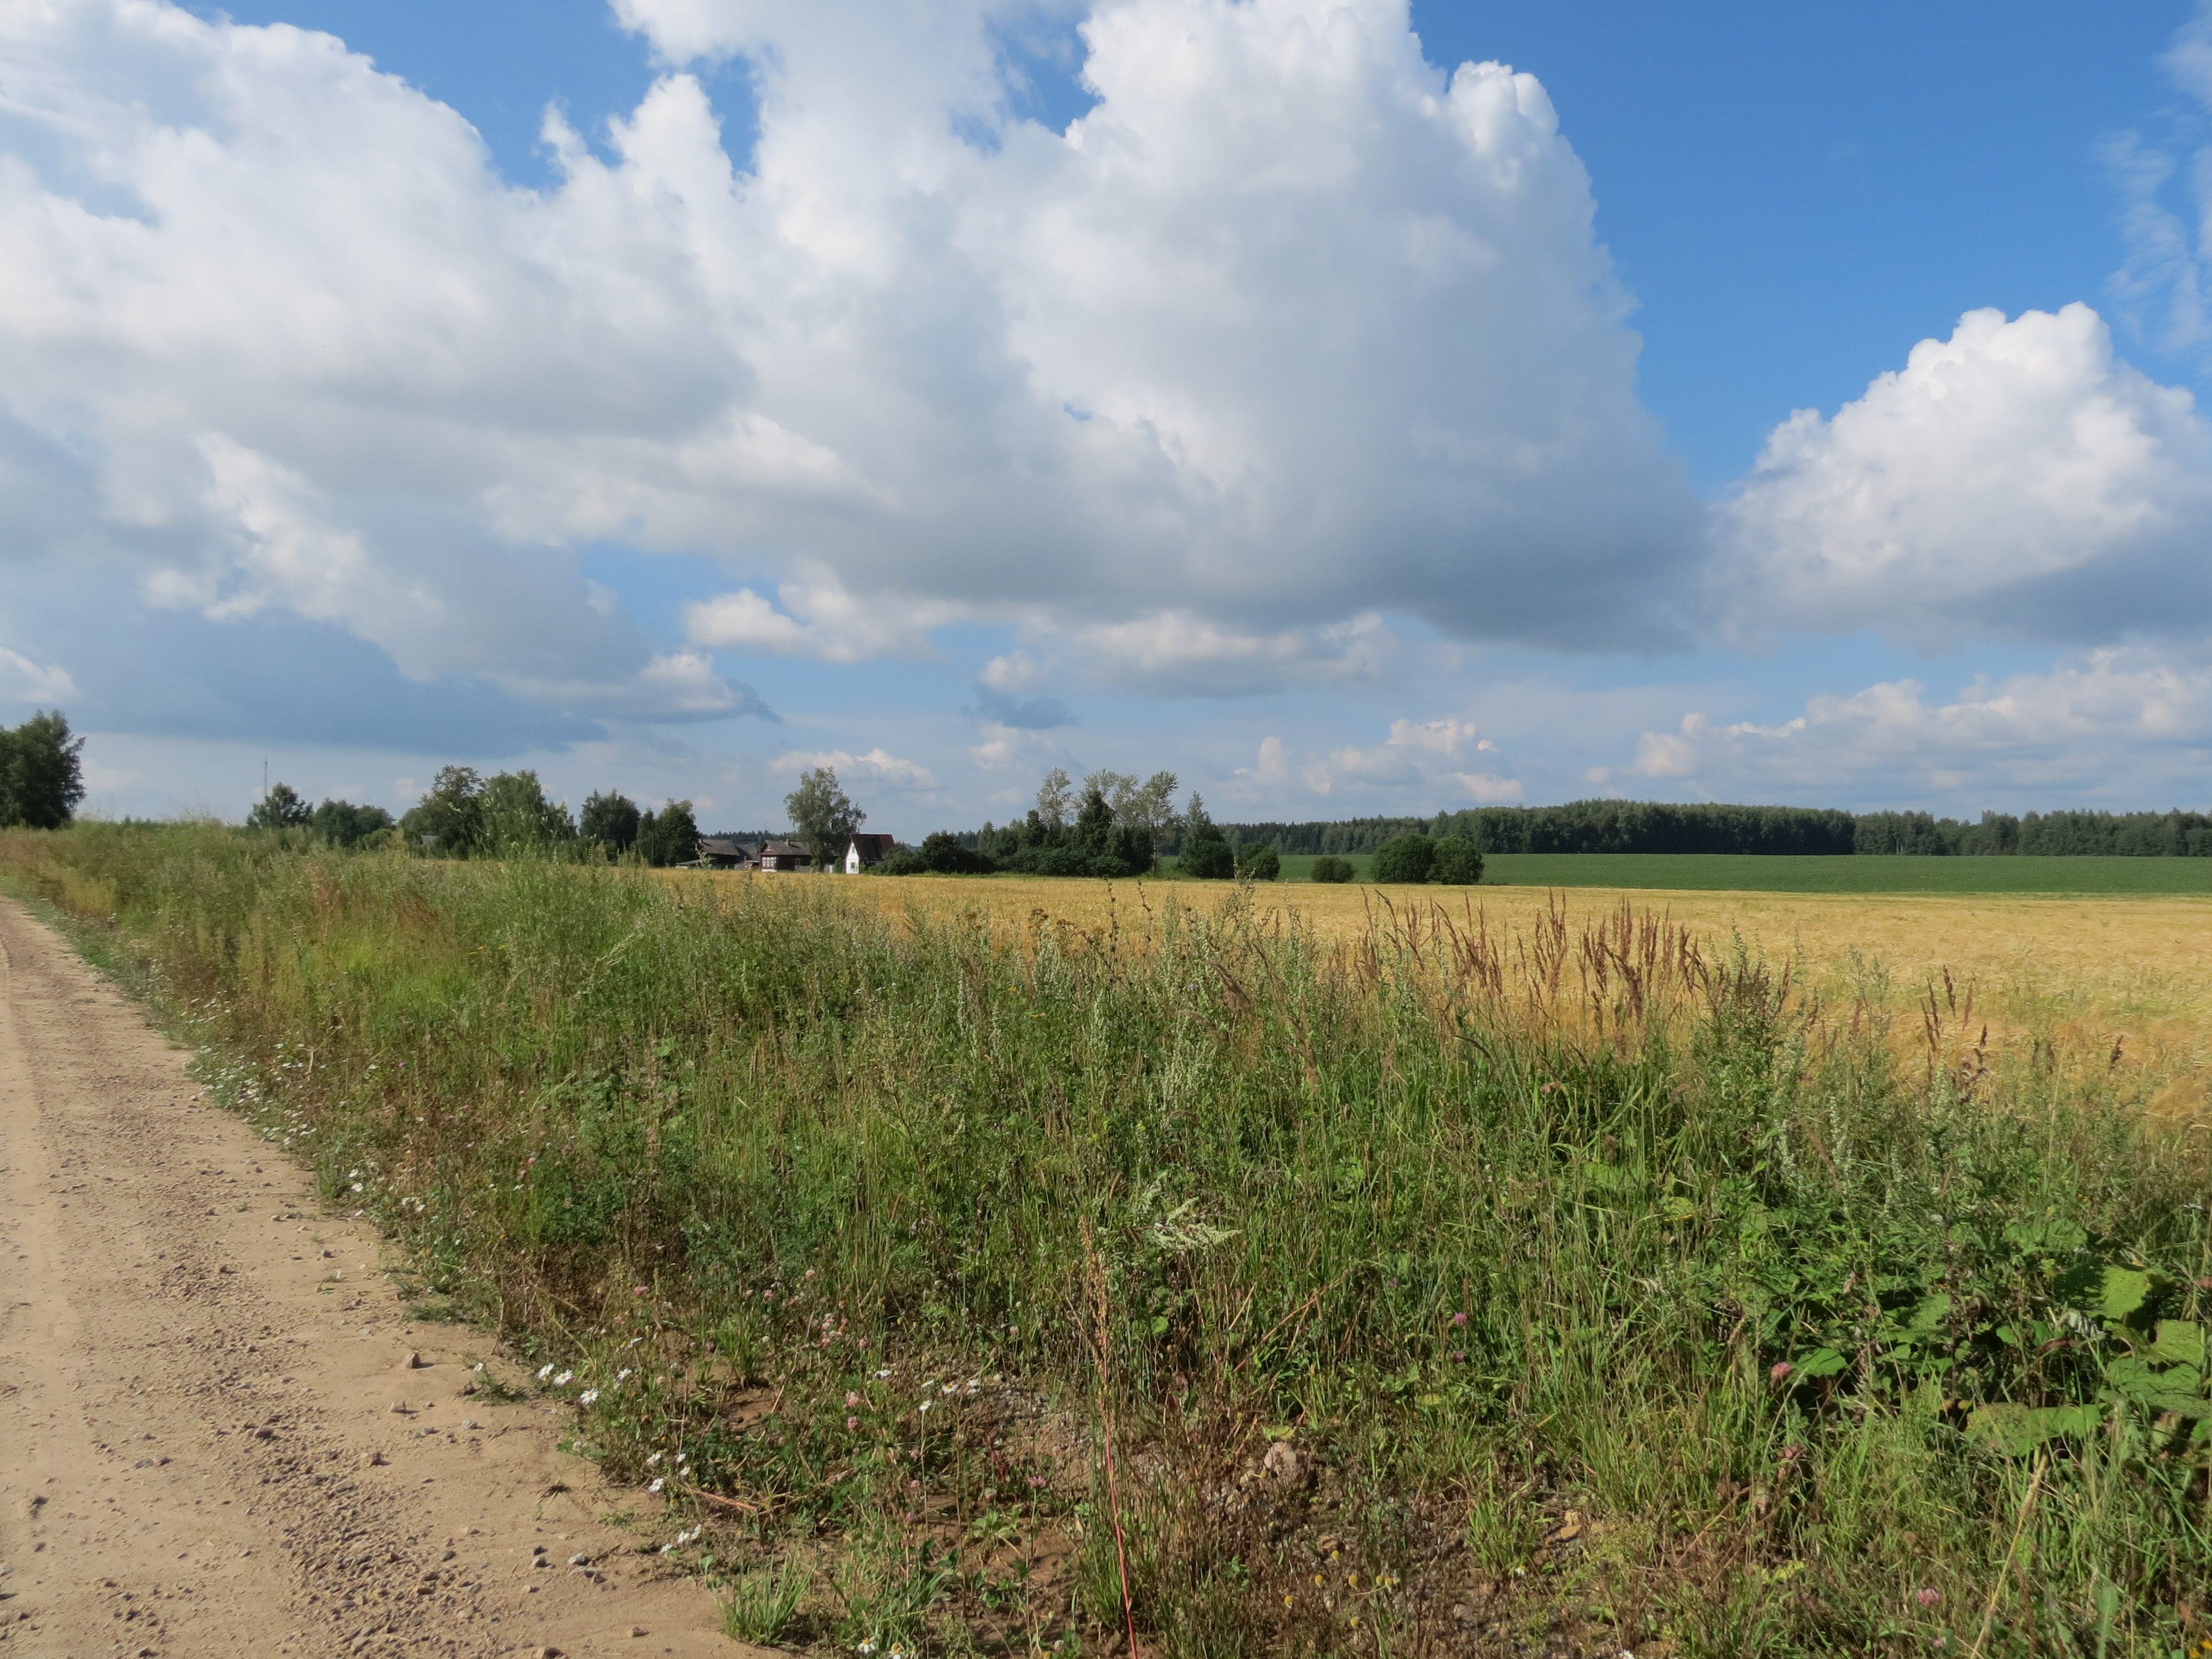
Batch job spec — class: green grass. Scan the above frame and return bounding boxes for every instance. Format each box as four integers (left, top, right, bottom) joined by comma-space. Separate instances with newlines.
1268, 851, 2212, 894
4, 821, 2210, 1658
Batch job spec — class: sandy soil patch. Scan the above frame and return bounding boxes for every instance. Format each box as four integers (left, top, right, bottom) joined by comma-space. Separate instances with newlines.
0, 899, 757, 1659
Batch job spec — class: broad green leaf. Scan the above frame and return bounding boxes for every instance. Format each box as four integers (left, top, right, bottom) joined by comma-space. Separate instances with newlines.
2149, 1320, 2205, 1369
1902, 1293, 1950, 1333
2098, 1267, 2152, 1322
1797, 1348, 1849, 1379
1966, 1402, 2103, 1455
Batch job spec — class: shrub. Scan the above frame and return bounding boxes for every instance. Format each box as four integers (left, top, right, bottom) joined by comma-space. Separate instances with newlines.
1310, 854, 1354, 883
1429, 837, 1484, 885
891, 831, 995, 875
1236, 843, 1280, 881
1371, 833, 1434, 883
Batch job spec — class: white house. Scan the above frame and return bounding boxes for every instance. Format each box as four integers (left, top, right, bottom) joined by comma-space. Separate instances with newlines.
843, 833, 899, 873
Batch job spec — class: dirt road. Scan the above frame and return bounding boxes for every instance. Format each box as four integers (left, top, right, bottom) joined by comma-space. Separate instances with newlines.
0, 899, 748, 1659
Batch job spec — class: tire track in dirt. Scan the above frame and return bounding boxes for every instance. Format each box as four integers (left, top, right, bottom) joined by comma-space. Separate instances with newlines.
0, 898, 756, 1659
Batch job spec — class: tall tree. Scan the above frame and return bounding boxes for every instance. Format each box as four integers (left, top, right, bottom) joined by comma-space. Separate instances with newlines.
0, 710, 87, 830
785, 767, 864, 870
478, 770, 575, 851
1177, 792, 1235, 879
1119, 770, 1181, 840
247, 781, 312, 830
579, 790, 643, 855
1035, 766, 1073, 831
637, 801, 702, 867
400, 765, 484, 855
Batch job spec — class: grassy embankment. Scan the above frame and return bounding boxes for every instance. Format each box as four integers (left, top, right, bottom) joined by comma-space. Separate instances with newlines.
4, 821, 2210, 1658
1256, 853, 2212, 894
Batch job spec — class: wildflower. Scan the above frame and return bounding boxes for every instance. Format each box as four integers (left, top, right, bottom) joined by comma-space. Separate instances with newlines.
1452, 1311, 1468, 1327
578, 1390, 600, 1406
536, 1364, 555, 1381
552, 1371, 573, 1387
646, 1452, 662, 1465
1780, 1444, 1803, 1462
874, 1368, 893, 1380
1451, 1350, 1466, 1363
646, 1477, 665, 1494
846, 1392, 863, 1408
617, 1369, 633, 1382
1027, 1475, 1046, 1489
856, 1644, 877, 1657
1770, 1361, 1794, 1383
1915, 1588, 1942, 1608
848, 1416, 860, 1431
918, 1401, 932, 1415
633, 1285, 649, 1296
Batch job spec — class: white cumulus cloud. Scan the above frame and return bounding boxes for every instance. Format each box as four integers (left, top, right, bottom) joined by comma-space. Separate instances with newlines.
0, 0, 1702, 757
1726, 305, 2212, 648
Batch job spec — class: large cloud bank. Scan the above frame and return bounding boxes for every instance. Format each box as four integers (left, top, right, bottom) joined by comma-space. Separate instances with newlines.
4, 0, 2212, 813
0, 0, 1705, 729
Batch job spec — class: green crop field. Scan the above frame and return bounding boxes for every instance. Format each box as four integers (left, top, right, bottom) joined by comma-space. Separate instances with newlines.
1267, 851, 2212, 894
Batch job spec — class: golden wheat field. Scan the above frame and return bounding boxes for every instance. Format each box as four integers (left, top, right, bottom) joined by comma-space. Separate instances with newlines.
693, 870, 2212, 1118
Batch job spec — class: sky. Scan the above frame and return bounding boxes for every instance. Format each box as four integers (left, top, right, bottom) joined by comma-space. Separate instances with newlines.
4, 0, 2211, 837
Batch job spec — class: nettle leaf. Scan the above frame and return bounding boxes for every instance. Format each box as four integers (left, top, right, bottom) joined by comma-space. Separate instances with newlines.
1903, 1293, 1952, 1334
2098, 1267, 2152, 1323
1967, 1402, 2104, 1456
2102, 1357, 2206, 1410
2148, 1320, 2205, 1369
1796, 1348, 1849, 1379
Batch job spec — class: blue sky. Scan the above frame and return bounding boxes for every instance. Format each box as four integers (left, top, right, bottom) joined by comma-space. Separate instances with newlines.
6, 0, 2212, 836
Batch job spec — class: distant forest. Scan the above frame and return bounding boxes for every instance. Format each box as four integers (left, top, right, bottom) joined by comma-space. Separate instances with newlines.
1207, 801, 2212, 858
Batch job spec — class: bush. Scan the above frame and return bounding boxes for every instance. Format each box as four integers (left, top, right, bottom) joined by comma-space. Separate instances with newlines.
1428, 837, 1484, 885
884, 831, 996, 875
1178, 795, 1235, 879
1236, 843, 1280, 881
1371, 833, 1434, 883
1310, 855, 1354, 883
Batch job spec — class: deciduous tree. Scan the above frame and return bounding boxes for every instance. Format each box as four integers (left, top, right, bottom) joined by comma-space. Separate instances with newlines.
0, 710, 86, 830
785, 767, 864, 870
247, 781, 312, 831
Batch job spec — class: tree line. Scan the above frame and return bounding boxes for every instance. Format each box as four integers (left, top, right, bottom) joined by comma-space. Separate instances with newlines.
249, 767, 707, 865
1218, 800, 2212, 858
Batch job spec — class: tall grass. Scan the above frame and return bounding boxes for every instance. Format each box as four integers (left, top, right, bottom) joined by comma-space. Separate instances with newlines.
4, 821, 2209, 1657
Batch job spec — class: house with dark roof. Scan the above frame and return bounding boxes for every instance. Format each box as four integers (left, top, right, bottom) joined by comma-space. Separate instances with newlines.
755, 839, 813, 872
843, 833, 900, 873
